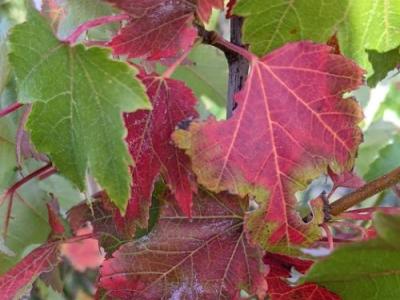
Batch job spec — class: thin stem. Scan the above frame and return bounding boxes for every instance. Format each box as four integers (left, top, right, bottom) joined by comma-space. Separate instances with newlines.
330, 166, 400, 216
65, 14, 130, 44
0, 102, 23, 118
197, 24, 254, 62
213, 33, 254, 62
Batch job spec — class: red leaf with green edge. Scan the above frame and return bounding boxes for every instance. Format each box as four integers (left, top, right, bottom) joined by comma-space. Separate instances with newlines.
99, 190, 268, 299
107, 0, 197, 60
263, 252, 339, 300
0, 242, 60, 300
197, 0, 224, 22
174, 42, 364, 253
115, 75, 198, 233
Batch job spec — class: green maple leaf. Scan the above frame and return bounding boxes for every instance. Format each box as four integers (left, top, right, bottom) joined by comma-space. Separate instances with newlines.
234, 0, 400, 75
9, 10, 151, 212
303, 213, 400, 299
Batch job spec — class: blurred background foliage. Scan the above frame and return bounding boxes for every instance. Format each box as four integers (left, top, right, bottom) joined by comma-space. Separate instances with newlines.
0, 0, 399, 299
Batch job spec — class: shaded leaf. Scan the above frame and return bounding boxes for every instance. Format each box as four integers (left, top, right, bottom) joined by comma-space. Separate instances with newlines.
355, 121, 397, 177
367, 47, 400, 87
373, 212, 400, 249
99, 190, 267, 299
9, 10, 150, 212
365, 135, 400, 181
174, 42, 363, 253
0, 241, 60, 300
116, 75, 198, 232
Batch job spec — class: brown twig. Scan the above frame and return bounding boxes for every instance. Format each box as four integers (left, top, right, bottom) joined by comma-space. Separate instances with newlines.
226, 17, 249, 118
330, 166, 400, 216
197, 19, 250, 118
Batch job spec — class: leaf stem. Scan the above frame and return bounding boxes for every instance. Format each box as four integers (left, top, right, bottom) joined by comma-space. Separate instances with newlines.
0, 102, 23, 118
330, 166, 400, 216
65, 14, 130, 44
197, 24, 254, 63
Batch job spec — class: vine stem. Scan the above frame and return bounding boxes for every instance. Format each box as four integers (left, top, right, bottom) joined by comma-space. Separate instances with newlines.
329, 166, 400, 216
197, 20, 253, 117
0, 102, 24, 118
65, 14, 130, 44
226, 17, 250, 118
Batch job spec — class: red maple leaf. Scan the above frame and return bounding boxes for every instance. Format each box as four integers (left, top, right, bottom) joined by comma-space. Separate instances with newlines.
99, 190, 267, 299
264, 252, 339, 300
116, 74, 198, 233
107, 0, 197, 59
0, 242, 60, 300
174, 42, 364, 252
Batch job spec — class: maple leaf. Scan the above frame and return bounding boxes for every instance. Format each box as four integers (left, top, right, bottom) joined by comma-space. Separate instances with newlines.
107, 0, 224, 59
233, 0, 400, 75
99, 190, 267, 299
107, 0, 197, 59
0, 242, 60, 300
9, 10, 150, 212
115, 74, 198, 232
174, 42, 364, 253
304, 214, 400, 299
263, 252, 339, 300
